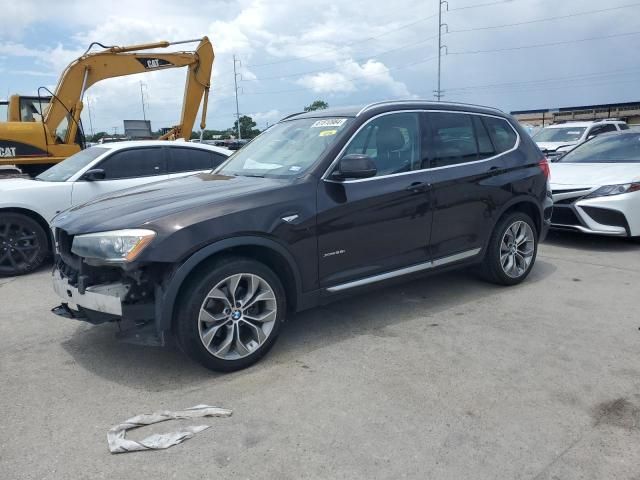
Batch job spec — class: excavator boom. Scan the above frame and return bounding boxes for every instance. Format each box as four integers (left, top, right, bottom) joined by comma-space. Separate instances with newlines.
0, 37, 214, 176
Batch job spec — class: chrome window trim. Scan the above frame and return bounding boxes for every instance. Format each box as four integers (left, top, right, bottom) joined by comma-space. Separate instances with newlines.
325, 248, 481, 292
322, 109, 521, 183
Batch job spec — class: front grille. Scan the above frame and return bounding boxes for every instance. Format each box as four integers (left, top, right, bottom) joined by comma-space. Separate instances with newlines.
581, 206, 629, 233
55, 228, 81, 270
551, 206, 582, 226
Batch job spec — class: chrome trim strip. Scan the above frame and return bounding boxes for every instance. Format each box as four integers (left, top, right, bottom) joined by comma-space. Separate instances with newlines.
326, 248, 481, 292
432, 248, 482, 267
321, 109, 521, 183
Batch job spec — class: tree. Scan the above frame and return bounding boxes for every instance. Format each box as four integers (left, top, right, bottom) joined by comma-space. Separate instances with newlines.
304, 100, 328, 112
90, 131, 108, 142
232, 115, 261, 139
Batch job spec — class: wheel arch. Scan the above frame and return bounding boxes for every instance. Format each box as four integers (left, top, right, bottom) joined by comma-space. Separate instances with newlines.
158, 236, 303, 333
0, 207, 53, 252
495, 197, 543, 238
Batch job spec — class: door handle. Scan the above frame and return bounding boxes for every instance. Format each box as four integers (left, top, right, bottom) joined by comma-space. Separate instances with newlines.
406, 181, 429, 192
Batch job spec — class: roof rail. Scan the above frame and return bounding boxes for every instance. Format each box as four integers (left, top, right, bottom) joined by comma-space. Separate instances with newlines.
357, 99, 504, 116
280, 111, 305, 121
594, 118, 622, 123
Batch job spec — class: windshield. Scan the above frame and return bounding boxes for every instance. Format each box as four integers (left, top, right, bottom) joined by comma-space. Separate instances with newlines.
36, 147, 109, 182
533, 127, 586, 143
217, 117, 352, 178
559, 133, 640, 163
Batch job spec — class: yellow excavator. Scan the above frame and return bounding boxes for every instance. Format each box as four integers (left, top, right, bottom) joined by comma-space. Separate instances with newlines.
0, 37, 214, 177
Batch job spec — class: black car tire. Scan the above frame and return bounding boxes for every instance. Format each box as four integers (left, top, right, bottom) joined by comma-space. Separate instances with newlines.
174, 256, 286, 372
0, 212, 49, 277
479, 212, 538, 286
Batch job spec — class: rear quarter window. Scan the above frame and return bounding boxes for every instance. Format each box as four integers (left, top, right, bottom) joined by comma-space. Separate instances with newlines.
482, 117, 517, 153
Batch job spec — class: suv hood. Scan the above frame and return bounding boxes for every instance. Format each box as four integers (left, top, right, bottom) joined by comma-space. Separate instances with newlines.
550, 162, 640, 187
53, 173, 288, 234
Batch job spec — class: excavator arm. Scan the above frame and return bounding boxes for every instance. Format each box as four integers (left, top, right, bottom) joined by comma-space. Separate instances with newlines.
44, 37, 214, 143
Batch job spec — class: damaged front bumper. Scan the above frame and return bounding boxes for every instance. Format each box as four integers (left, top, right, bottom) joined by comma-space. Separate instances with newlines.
52, 269, 126, 317
51, 264, 162, 346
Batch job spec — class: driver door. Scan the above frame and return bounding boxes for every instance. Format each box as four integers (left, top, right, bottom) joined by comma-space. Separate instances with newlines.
71, 146, 168, 206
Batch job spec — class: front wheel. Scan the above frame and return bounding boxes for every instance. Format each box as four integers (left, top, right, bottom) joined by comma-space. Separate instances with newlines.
175, 257, 286, 372
479, 212, 538, 286
0, 213, 50, 277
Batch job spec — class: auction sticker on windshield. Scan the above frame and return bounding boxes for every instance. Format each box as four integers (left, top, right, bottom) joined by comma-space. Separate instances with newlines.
319, 129, 337, 137
311, 119, 347, 128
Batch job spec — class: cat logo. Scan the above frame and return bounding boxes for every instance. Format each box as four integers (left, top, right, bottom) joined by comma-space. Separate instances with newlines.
0, 147, 16, 158
136, 58, 173, 70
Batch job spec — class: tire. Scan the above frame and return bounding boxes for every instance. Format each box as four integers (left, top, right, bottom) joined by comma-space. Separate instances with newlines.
174, 256, 286, 372
0, 213, 50, 277
479, 212, 538, 286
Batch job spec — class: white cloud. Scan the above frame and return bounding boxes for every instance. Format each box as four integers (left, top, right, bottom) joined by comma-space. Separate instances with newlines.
297, 59, 410, 96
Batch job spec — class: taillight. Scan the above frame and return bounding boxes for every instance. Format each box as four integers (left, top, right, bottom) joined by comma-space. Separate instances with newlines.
538, 157, 550, 179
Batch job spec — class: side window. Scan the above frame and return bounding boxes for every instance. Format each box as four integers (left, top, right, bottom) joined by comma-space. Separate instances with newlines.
97, 148, 165, 180
599, 124, 617, 134
212, 153, 227, 169
472, 115, 495, 159
426, 113, 478, 168
619, 123, 630, 130
342, 112, 421, 176
168, 147, 214, 173
482, 116, 517, 153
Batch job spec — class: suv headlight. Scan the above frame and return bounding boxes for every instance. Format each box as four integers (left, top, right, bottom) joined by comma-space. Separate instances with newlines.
584, 183, 640, 199
71, 229, 156, 263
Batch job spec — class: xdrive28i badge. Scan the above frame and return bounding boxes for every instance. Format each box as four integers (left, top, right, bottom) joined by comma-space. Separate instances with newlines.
136, 58, 174, 69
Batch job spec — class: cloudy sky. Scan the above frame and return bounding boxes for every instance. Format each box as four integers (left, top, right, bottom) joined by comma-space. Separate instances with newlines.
1, 0, 638, 134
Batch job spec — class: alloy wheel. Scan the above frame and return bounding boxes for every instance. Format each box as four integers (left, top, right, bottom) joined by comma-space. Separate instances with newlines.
499, 220, 535, 279
0, 220, 41, 275
198, 273, 277, 360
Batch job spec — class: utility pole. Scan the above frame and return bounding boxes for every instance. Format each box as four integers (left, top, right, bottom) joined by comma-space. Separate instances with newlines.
233, 55, 242, 140
434, 0, 448, 101
139, 81, 147, 121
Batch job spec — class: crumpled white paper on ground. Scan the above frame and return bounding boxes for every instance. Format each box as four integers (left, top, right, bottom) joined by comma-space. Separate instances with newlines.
107, 404, 233, 454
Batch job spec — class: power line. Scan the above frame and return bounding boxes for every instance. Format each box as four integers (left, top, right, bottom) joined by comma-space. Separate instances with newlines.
444, 67, 640, 93
243, 55, 438, 96
243, 34, 439, 83
448, 0, 519, 12
448, 2, 640, 34
449, 30, 640, 55
245, 12, 440, 68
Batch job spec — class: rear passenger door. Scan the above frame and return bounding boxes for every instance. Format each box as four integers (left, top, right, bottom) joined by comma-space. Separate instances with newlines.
167, 147, 228, 179
70, 146, 168, 206
425, 111, 519, 261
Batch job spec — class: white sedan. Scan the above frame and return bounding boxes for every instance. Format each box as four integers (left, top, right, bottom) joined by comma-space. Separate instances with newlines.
549, 132, 640, 238
0, 141, 230, 276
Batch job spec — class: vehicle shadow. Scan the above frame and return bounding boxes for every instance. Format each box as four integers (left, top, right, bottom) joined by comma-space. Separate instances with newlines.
544, 230, 640, 253
61, 260, 556, 391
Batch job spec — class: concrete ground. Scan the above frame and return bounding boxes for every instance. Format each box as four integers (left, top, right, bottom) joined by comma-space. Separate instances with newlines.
1, 231, 640, 479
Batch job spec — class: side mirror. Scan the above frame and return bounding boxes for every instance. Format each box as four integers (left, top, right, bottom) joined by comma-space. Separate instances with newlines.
82, 168, 106, 181
332, 154, 377, 180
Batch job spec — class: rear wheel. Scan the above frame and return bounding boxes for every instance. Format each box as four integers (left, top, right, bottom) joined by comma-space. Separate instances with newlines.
0, 213, 49, 277
479, 212, 538, 286
175, 257, 285, 372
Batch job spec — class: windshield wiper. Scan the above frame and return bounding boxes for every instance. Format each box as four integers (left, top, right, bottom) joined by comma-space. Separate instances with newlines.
234, 173, 265, 178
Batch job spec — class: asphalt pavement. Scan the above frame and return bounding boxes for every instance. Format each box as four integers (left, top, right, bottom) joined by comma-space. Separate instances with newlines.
1, 231, 640, 479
